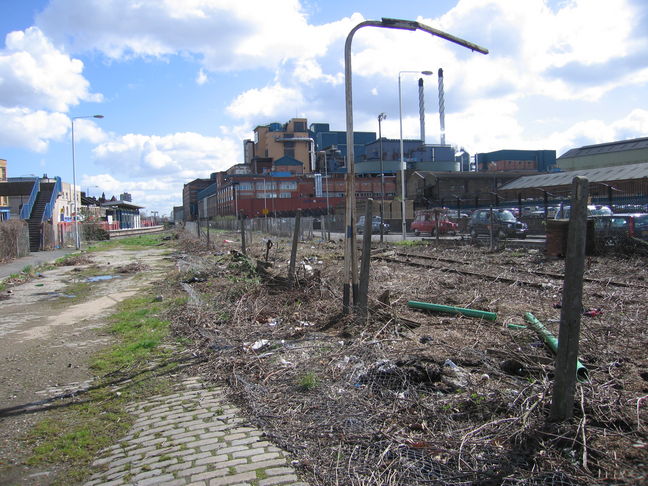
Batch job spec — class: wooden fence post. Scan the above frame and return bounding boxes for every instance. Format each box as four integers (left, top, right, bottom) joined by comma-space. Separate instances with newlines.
288, 209, 301, 282
239, 211, 246, 255
357, 199, 373, 318
550, 176, 589, 421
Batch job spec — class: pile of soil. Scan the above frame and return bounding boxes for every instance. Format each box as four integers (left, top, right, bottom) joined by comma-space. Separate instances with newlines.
168, 230, 648, 486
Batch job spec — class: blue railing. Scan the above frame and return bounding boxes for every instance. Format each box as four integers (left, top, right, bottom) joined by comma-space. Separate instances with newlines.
20, 178, 40, 219
42, 177, 62, 223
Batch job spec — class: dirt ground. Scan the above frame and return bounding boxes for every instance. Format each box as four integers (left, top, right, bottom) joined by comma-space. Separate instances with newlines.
0, 247, 170, 485
168, 230, 648, 486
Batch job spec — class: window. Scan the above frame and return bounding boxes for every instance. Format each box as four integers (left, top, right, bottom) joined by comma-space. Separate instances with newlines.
280, 192, 292, 198
293, 121, 306, 131
284, 148, 295, 158
279, 181, 297, 190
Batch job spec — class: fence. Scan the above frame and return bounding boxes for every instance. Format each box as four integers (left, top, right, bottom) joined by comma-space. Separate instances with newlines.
0, 220, 30, 261
185, 215, 345, 246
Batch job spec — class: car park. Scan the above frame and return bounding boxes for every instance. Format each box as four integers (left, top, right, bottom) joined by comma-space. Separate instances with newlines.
592, 213, 648, 245
356, 216, 390, 234
554, 204, 612, 219
468, 209, 528, 239
410, 210, 458, 236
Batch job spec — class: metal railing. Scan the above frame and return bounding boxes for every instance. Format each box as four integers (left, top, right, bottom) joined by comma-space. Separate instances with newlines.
19, 178, 40, 220
41, 176, 62, 222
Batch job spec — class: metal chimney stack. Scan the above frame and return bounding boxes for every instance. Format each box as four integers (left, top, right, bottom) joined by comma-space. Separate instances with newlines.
418, 78, 425, 144
438, 68, 446, 145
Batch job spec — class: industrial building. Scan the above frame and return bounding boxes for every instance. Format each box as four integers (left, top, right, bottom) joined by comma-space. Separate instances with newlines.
557, 137, 648, 171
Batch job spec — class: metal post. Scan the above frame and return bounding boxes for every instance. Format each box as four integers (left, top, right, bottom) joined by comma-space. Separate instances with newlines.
70, 114, 104, 250
358, 199, 373, 318
71, 118, 80, 250
551, 176, 589, 422
399, 73, 406, 241
378, 113, 386, 243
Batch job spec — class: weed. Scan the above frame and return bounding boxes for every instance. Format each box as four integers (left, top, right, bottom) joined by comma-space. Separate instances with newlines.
298, 372, 319, 391
22, 264, 34, 275
256, 468, 268, 480
393, 240, 428, 247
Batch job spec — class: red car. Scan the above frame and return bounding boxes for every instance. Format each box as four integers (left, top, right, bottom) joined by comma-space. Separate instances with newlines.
411, 210, 458, 236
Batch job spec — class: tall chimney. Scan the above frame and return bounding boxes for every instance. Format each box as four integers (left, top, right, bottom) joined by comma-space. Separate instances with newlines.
418, 78, 425, 144
438, 68, 446, 145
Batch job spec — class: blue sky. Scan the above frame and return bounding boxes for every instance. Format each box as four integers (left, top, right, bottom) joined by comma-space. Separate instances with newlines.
1, 0, 647, 216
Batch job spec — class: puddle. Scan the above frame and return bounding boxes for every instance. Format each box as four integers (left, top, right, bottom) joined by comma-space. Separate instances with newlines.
86, 275, 121, 282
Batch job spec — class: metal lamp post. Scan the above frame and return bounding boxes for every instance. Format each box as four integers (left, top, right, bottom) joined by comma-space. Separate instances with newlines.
71, 114, 104, 250
317, 151, 332, 240
377, 112, 387, 243
399, 70, 433, 241
342, 17, 488, 311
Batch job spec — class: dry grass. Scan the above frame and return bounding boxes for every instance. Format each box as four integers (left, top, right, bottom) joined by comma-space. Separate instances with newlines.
164, 229, 648, 486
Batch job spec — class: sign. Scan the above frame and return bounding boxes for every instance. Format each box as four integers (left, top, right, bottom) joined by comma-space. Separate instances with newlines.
261, 208, 269, 215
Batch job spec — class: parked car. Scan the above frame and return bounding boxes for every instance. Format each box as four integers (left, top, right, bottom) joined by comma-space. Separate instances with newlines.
468, 209, 528, 239
356, 216, 390, 234
593, 213, 648, 245
554, 204, 612, 219
410, 210, 458, 236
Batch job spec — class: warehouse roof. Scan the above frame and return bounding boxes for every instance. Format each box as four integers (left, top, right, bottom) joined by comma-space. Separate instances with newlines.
559, 136, 648, 159
499, 162, 648, 190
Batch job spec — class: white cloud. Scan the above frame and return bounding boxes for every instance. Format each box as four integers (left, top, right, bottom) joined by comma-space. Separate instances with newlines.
86, 130, 241, 215
81, 172, 182, 216
0, 107, 68, 152
196, 68, 208, 85
36, 0, 361, 71
0, 27, 102, 112
93, 131, 240, 178
226, 84, 305, 120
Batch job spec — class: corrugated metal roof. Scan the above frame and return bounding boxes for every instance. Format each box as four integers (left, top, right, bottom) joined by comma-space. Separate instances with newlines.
499, 162, 648, 190
559, 137, 648, 159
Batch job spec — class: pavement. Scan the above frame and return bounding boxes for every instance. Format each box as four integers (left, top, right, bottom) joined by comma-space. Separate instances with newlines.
0, 247, 80, 280
85, 376, 308, 486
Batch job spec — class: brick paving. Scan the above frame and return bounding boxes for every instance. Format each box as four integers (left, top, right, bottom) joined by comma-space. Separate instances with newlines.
85, 377, 308, 486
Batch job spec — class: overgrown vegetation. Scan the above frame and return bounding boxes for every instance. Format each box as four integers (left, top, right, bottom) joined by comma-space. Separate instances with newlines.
168, 228, 648, 486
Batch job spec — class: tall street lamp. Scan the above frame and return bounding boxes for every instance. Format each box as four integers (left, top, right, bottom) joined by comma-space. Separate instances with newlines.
317, 151, 331, 239
342, 17, 488, 312
71, 114, 104, 250
399, 70, 433, 240
377, 112, 387, 243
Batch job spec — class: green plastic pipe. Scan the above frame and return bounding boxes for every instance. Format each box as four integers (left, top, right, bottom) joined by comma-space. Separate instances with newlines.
408, 300, 497, 321
524, 312, 589, 382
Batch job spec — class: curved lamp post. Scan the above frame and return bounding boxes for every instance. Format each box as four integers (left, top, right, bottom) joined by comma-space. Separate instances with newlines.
71, 114, 104, 250
399, 70, 433, 240
342, 17, 488, 312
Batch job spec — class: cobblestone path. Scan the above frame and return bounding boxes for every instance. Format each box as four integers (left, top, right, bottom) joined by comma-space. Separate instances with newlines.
85, 377, 307, 486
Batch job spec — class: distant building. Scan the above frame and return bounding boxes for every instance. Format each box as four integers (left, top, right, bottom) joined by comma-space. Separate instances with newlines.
252, 118, 314, 172
120, 192, 132, 202
183, 177, 214, 221
557, 137, 648, 171
310, 122, 376, 166
476, 150, 557, 173
0, 159, 7, 220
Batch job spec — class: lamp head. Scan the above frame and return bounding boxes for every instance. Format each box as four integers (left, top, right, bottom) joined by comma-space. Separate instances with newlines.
421, 70, 434, 75
93, 115, 104, 119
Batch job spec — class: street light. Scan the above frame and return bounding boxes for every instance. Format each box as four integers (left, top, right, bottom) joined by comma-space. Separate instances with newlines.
399, 70, 433, 240
342, 17, 488, 311
377, 112, 387, 243
71, 114, 104, 250
317, 151, 331, 240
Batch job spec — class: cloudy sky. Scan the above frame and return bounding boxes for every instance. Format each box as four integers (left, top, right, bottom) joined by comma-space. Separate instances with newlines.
1, 0, 647, 216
